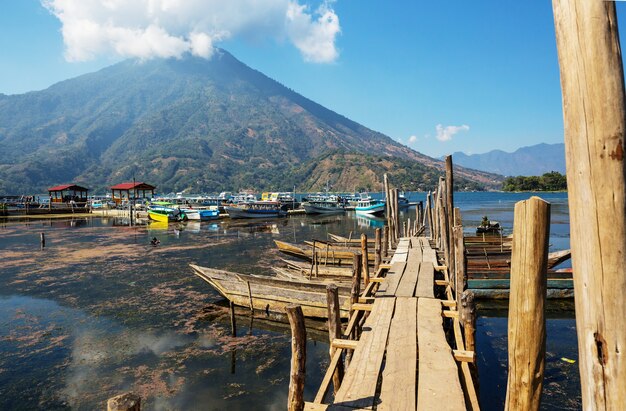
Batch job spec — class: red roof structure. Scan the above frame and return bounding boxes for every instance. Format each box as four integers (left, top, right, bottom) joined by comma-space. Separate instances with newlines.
48, 184, 89, 192
110, 182, 156, 204
110, 182, 155, 190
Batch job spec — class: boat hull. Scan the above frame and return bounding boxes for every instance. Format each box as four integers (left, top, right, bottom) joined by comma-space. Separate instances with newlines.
225, 206, 286, 219
189, 265, 351, 318
355, 204, 385, 216
302, 203, 345, 214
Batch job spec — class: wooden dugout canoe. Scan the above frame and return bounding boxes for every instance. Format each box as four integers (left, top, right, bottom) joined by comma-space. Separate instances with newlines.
274, 240, 376, 264
189, 264, 352, 319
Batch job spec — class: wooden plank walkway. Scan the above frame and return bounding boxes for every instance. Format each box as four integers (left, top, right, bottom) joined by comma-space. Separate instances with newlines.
307, 236, 478, 410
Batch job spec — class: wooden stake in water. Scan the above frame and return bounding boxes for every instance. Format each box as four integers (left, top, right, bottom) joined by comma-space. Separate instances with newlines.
286, 305, 306, 411
505, 197, 550, 411
326, 284, 344, 394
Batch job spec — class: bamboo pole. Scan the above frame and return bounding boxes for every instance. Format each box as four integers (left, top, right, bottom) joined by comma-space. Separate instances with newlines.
326, 284, 344, 394
361, 234, 370, 286
552, 1, 626, 408
286, 305, 307, 411
505, 197, 550, 411
374, 228, 382, 271
107, 393, 141, 411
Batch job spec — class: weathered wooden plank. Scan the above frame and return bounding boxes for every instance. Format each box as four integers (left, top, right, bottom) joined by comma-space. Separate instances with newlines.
378, 298, 417, 410
395, 250, 421, 297
417, 298, 465, 411
415, 262, 435, 298
376, 262, 406, 297
333, 298, 396, 409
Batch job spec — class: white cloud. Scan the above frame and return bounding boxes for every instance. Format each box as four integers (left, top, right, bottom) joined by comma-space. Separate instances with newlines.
435, 124, 469, 142
42, 0, 341, 63
408, 135, 417, 143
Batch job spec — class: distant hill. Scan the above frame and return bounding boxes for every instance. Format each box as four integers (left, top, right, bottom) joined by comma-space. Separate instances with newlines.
0, 50, 501, 194
451, 143, 566, 176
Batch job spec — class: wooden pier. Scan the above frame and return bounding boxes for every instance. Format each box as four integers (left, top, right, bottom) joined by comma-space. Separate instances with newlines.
301, 235, 479, 410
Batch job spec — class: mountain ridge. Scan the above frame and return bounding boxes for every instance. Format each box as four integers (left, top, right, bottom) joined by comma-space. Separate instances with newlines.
450, 143, 566, 177
0, 49, 501, 194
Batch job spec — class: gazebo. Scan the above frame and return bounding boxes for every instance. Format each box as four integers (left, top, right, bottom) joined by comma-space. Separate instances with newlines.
110, 182, 155, 205
48, 184, 89, 205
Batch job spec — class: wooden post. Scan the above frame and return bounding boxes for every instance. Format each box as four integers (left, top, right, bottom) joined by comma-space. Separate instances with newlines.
425, 192, 432, 238
552, 1, 626, 408
383, 173, 391, 228
286, 305, 307, 411
107, 393, 141, 411
453, 225, 466, 309
40, 232, 45, 249
445, 156, 455, 274
438, 195, 449, 265
246, 281, 254, 313
361, 234, 370, 286
383, 226, 389, 257
454, 207, 462, 227
460, 290, 476, 353
229, 300, 237, 337
374, 228, 382, 271
350, 254, 362, 318
505, 197, 550, 411
326, 284, 344, 394
393, 188, 400, 243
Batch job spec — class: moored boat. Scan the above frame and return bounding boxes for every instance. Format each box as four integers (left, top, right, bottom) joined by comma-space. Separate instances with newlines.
225, 201, 287, 219
147, 206, 187, 222
302, 197, 345, 214
355, 198, 385, 216
189, 264, 351, 318
181, 207, 219, 221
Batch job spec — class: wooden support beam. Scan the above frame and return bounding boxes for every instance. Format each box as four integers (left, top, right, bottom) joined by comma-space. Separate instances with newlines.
442, 310, 459, 319
453, 349, 476, 363
552, 1, 626, 409
442, 300, 457, 309
358, 296, 376, 304
368, 277, 384, 283
350, 303, 373, 312
445, 155, 455, 284
434, 265, 447, 271
331, 339, 359, 350
435, 279, 449, 286
374, 228, 382, 271
286, 305, 307, 411
505, 197, 550, 411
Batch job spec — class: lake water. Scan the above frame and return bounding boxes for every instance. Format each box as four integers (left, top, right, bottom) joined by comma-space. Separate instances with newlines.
0, 192, 579, 410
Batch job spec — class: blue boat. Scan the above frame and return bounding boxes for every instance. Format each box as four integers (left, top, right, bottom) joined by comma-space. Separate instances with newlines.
355, 198, 385, 216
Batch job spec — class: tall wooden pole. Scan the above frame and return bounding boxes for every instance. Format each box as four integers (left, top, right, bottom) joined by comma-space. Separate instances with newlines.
453, 225, 466, 310
374, 228, 382, 271
383, 173, 391, 234
286, 305, 307, 411
361, 234, 370, 286
505, 197, 550, 411
383, 226, 389, 258
553, 1, 626, 408
326, 285, 344, 394
445, 155, 455, 277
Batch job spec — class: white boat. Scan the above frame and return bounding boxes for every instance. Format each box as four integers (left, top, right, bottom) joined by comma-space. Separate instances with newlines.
302, 199, 345, 214
180, 207, 219, 221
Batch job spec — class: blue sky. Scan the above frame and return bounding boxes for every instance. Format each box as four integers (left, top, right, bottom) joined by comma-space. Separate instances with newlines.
1, 0, 625, 158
